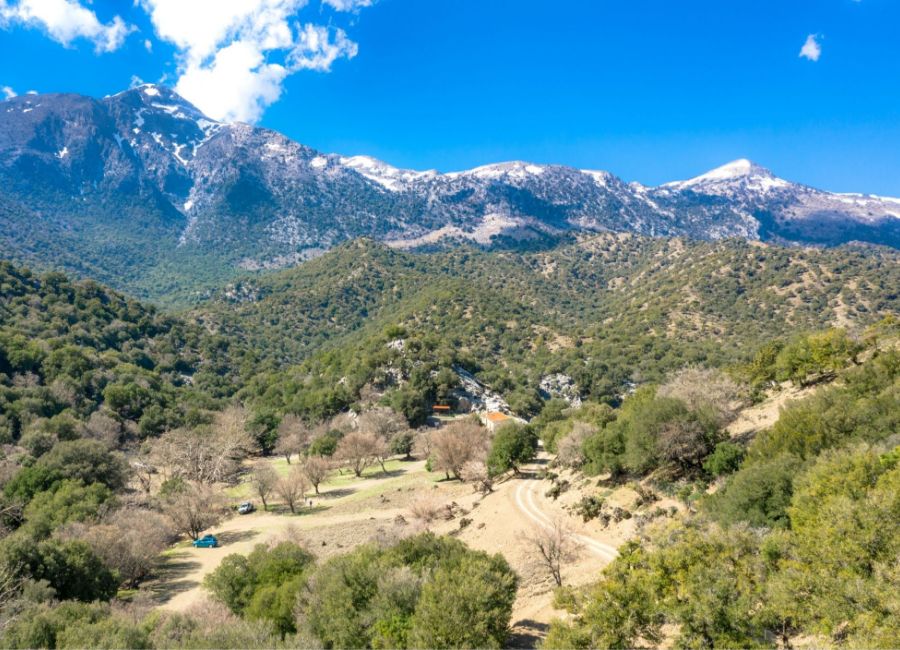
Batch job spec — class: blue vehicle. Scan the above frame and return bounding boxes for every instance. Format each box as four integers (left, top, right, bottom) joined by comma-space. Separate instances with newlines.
192, 534, 218, 548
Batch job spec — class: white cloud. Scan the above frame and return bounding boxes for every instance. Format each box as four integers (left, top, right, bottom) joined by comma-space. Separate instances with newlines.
175, 40, 289, 123
0, 0, 132, 52
139, 0, 363, 123
322, 0, 372, 10
144, 38, 152, 52
2, 85, 16, 99
289, 23, 357, 71
799, 34, 822, 62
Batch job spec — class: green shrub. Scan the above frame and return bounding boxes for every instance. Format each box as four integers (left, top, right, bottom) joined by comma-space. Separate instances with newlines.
703, 441, 746, 477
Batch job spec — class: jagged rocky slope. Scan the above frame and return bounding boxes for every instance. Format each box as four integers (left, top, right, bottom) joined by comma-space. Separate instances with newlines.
1, 84, 898, 302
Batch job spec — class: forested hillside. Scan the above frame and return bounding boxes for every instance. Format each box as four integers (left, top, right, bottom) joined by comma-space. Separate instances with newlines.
0, 261, 251, 445
544, 329, 900, 648
203, 235, 900, 424
0, 238, 897, 648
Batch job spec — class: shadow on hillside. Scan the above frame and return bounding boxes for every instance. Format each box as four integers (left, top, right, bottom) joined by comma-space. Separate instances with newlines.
145, 551, 201, 605
519, 458, 550, 479
265, 504, 332, 516
216, 529, 260, 545
366, 468, 405, 479
317, 487, 355, 499
507, 619, 549, 649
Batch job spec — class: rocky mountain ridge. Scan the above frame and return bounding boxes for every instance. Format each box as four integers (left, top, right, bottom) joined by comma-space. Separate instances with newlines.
1, 84, 898, 302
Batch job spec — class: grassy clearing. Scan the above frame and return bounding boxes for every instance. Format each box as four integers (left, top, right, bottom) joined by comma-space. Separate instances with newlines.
225, 457, 434, 506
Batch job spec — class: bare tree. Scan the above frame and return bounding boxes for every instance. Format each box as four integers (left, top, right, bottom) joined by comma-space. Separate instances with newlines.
556, 422, 597, 469
152, 408, 255, 485
131, 460, 156, 494
359, 408, 408, 472
657, 420, 714, 473
276, 468, 309, 514
328, 412, 357, 435
460, 460, 494, 495
251, 465, 279, 511
300, 456, 330, 495
0, 561, 24, 632
82, 410, 123, 448
413, 427, 433, 460
66, 508, 173, 587
275, 414, 313, 464
162, 484, 227, 540
527, 519, 582, 587
0, 500, 23, 537
658, 366, 745, 427
430, 420, 487, 480
335, 430, 380, 477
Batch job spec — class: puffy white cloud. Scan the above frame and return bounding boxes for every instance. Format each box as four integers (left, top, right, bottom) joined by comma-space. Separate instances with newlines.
2, 85, 16, 99
799, 34, 822, 62
175, 41, 289, 123
0, 0, 132, 52
140, 0, 363, 123
139, 0, 303, 66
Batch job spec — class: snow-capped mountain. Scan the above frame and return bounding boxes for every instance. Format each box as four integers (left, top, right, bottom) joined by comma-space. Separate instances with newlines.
0, 85, 897, 297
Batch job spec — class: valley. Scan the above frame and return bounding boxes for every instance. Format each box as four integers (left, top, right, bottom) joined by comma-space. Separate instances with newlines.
0, 221, 898, 648
2, 2, 899, 647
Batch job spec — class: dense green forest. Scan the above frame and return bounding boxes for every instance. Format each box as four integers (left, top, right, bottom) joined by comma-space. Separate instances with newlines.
207, 235, 900, 427
0, 261, 254, 444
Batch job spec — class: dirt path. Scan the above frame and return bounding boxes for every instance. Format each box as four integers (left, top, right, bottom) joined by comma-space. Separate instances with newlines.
430, 456, 629, 647
513, 477, 618, 560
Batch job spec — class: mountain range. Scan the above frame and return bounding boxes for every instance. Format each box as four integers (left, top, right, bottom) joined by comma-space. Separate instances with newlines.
1, 84, 898, 303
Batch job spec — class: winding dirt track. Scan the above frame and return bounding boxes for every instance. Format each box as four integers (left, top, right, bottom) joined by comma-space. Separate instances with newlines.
513, 477, 618, 560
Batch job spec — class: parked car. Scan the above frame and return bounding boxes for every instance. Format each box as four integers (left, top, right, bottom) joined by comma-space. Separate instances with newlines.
237, 501, 255, 515
192, 534, 218, 548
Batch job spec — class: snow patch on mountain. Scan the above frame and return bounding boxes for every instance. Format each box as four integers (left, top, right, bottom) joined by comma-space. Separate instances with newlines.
448, 161, 546, 181
340, 155, 437, 191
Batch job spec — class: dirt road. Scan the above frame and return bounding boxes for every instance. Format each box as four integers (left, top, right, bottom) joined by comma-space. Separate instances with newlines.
513, 477, 618, 560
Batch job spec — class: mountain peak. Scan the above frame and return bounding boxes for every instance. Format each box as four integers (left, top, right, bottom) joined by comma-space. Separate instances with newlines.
683, 159, 773, 183
106, 84, 212, 124
663, 159, 788, 193
698, 158, 771, 180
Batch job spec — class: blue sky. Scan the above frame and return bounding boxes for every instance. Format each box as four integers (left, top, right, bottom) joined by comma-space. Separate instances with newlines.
1, 0, 899, 194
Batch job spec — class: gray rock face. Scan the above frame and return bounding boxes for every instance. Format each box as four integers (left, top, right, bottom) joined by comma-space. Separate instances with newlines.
1, 85, 898, 295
